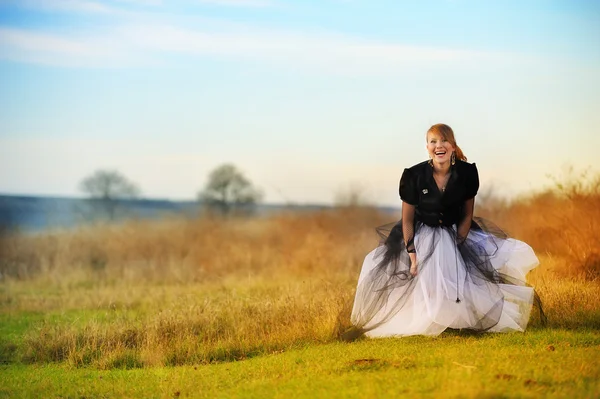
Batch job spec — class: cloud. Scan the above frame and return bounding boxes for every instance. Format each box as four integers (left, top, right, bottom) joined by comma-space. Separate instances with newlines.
3, 0, 273, 13
114, 0, 163, 5
195, 0, 274, 6
6, 0, 118, 14
0, 0, 520, 72
0, 22, 509, 73
1, 27, 95, 56
0, 27, 154, 67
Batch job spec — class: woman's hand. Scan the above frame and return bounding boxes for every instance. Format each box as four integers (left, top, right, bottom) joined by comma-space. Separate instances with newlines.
409, 253, 418, 277
410, 261, 418, 277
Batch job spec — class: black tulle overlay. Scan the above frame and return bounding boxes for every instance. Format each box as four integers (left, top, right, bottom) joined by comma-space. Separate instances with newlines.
349, 217, 545, 338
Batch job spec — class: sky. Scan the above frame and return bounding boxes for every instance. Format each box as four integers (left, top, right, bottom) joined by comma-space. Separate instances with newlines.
0, 0, 599, 207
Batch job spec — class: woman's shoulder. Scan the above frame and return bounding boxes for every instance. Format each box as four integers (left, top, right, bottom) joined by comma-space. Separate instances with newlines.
455, 159, 478, 174
456, 160, 479, 197
405, 160, 430, 174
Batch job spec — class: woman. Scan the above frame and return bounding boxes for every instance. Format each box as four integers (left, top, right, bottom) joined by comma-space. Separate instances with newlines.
349, 124, 543, 338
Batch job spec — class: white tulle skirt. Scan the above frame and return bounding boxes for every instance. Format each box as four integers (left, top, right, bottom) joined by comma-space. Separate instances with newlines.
351, 223, 540, 338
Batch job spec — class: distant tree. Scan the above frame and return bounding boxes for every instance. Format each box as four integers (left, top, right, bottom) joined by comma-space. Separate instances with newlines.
198, 164, 263, 216
333, 182, 372, 208
79, 170, 140, 220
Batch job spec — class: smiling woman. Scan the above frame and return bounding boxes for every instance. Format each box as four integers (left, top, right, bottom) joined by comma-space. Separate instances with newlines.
348, 123, 545, 339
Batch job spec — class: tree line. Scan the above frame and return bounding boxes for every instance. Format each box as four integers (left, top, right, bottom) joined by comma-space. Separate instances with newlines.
79, 164, 263, 219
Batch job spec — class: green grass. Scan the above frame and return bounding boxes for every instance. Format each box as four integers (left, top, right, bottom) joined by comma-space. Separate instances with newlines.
1, 270, 599, 397
1, 330, 598, 399
0, 308, 145, 365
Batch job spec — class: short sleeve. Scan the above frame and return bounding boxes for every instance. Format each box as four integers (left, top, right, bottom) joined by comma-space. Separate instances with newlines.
399, 168, 418, 205
465, 163, 479, 199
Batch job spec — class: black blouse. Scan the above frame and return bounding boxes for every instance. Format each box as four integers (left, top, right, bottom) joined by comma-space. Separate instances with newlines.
399, 160, 479, 227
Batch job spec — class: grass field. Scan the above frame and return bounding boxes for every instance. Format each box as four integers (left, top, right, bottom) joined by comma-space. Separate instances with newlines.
2, 329, 598, 398
1, 175, 599, 398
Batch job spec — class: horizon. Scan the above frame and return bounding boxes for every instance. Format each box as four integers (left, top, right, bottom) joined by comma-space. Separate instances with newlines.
0, 191, 401, 209
1, 0, 599, 207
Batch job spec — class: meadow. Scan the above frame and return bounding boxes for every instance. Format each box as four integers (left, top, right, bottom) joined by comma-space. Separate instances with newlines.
0, 171, 599, 398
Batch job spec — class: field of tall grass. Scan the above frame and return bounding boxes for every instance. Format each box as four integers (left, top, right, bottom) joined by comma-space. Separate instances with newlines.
0, 172, 599, 397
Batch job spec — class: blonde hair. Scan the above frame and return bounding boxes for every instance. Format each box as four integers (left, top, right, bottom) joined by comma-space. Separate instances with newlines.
427, 123, 467, 161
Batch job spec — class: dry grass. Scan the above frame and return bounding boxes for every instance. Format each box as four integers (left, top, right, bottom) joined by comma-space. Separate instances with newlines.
15, 278, 352, 368
0, 208, 384, 284
1, 208, 389, 368
0, 172, 599, 369
477, 168, 600, 279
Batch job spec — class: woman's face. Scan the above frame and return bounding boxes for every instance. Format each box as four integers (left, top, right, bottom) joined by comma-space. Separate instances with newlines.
426, 131, 455, 164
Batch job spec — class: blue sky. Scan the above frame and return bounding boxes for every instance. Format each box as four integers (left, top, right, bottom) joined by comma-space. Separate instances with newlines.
0, 0, 599, 206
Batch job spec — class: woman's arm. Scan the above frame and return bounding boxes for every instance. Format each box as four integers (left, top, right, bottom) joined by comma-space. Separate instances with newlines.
457, 197, 475, 244
399, 167, 418, 274
457, 162, 479, 243
402, 201, 418, 274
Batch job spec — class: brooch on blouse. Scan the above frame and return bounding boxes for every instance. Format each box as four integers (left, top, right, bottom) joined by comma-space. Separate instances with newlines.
422, 189, 428, 194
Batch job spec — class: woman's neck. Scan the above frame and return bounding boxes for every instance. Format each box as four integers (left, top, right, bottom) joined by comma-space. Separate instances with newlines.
432, 160, 451, 175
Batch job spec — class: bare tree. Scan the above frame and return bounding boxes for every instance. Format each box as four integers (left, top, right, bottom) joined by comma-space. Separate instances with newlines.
79, 170, 140, 220
334, 181, 372, 208
198, 164, 263, 216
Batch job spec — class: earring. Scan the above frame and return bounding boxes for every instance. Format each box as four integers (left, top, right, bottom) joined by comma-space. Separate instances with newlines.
451, 152, 456, 165
428, 158, 433, 167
